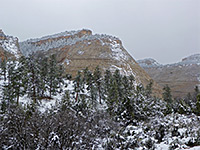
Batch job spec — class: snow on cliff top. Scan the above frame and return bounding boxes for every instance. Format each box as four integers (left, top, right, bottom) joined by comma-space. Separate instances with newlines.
138, 54, 200, 68
181, 54, 200, 64
137, 58, 161, 68
19, 29, 121, 56
0, 31, 20, 58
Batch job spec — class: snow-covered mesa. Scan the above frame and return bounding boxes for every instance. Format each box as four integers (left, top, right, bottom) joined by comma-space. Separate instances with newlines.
19, 29, 121, 56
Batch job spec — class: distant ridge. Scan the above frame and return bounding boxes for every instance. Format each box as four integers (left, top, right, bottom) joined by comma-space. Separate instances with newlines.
137, 54, 200, 98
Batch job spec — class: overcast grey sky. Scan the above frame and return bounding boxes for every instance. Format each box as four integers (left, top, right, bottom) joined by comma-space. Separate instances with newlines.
0, 0, 199, 64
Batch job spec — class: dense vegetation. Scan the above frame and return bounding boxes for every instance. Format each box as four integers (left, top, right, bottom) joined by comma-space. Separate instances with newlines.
0, 55, 200, 149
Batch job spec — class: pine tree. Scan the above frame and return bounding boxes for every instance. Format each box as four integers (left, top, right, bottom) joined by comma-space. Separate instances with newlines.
83, 67, 91, 85
38, 56, 49, 97
195, 94, 200, 115
135, 84, 144, 100
83, 68, 96, 107
47, 54, 59, 98
61, 90, 71, 111
194, 86, 200, 102
122, 75, 131, 97
162, 85, 172, 103
145, 80, 153, 98
113, 69, 123, 100
26, 56, 40, 103
106, 79, 119, 114
73, 71, 83, 102
163, 85, 173, 114
104, 69, 112, 96
13, 56, 29, 104
57, 64, 64, 93
0, 58, 7, 81
93, 66, 102, 104
2, 61, 16, 109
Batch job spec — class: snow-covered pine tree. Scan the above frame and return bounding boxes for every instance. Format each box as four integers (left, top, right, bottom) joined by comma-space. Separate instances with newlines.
0, 58, 7, 81
83, 67, 96, 107
12, 56, 30, 104
38, 56, 49, 97
93, 66, 102, 104
2, 61, 16, 109
73, 71, 83, 102
145, 79, 153, 98
47, 54, 59, 98
57, 64, 64, 93
104, 69, 112, 97
26, 56, 40, 103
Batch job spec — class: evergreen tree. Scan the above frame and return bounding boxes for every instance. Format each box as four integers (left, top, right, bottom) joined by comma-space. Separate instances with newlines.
0, 58, 7, 81
122, 75, 132, 98
106, 79, 119, 114
83, 67, 91, 85
26, 56, 40, 103
113, 69, 123, 100
194, 94, 200, 115
163, 85, 173, 114
73, 71, 83, 102
162, 85, 172, 103
135, 84, 145, 100
14, 56, 29, 104
93, 66, 102, 104
145, 80, 153, 98
193, 86, 200, 102
57, 64, 64, 93
104, 69, 112, 96
83, 68, 96, 107
2, 61, 16, 109
38, 56, 49, 97
47, 54, 59, 98
60, 90, 71, 111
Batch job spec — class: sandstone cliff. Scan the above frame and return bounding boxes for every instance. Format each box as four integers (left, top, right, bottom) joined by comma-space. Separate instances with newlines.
137, 54, 200, 98
19, 29, 162, 97
0, 29, 21, 60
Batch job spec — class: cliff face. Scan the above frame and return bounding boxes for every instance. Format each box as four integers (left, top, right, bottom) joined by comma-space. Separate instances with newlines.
19, 29, 162, 97
137, 54, 200, 98
0, 29, 21, 60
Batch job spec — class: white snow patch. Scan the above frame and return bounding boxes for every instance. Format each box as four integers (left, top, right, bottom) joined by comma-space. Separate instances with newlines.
184, 146, 200, 150
156, 142, 169, 150
111, 47, 128, 61
64, 58, 70, 65
77, 50, 84, 55
197, 76, 200, 82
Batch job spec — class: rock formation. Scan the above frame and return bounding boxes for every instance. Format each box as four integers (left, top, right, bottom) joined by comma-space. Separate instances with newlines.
19, 29, 162, 97
0, 29, 21, 60
137, 54, 200, 98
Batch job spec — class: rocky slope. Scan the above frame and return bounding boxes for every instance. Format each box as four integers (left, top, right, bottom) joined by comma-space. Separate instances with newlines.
0, 29, 21, 60
19, 29, 162, 97
137, 54, 200, 98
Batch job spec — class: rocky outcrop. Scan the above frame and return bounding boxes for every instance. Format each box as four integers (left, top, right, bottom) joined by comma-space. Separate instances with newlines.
19, 29, 162, 97
0, 29, 21, 60
137, 55, 200, 98
137, 58, 161, 68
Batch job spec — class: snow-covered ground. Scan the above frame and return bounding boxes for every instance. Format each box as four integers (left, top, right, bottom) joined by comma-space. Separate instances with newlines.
1, 67, 200, 149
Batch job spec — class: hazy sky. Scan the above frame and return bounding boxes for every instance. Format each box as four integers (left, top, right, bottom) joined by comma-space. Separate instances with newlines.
0, 0, 199, 64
